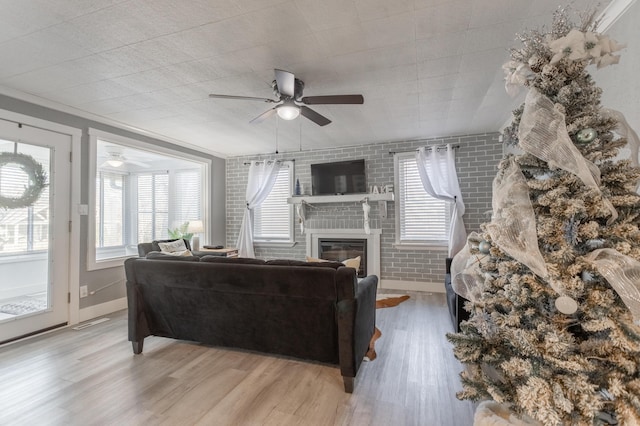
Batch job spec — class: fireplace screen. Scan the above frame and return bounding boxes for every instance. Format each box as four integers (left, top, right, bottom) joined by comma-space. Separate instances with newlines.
318, 238, 367, 277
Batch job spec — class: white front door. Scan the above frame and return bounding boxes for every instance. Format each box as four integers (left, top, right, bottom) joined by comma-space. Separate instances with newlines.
0, 120, 71, 343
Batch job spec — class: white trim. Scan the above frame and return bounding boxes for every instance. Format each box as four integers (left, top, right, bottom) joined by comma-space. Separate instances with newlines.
597, 0, 637, 32
0, 84, 227, 158
87, 128, 212, 270
79, 297, 127, 322
0, 108, 82, 327
380, 279, 444, 293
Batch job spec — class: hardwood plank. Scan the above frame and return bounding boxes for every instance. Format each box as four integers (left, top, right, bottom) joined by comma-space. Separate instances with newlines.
0, 291, 475, 425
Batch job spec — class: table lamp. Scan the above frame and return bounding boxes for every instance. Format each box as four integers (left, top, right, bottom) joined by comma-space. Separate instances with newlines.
187, 220, 204, 251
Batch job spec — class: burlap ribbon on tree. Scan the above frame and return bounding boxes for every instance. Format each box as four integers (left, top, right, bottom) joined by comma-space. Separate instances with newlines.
518, 88, 618, 224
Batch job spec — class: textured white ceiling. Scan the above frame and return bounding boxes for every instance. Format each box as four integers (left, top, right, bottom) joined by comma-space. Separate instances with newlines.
0, 0, 614, 157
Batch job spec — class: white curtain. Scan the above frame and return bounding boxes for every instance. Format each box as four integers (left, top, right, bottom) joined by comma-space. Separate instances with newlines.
236, 160, 281, 258
415, 144, 466, 257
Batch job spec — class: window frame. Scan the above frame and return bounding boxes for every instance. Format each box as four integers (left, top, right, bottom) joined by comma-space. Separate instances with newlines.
87, 128, 211, 270
393, 152, 450, 250
252, 160, 295, 247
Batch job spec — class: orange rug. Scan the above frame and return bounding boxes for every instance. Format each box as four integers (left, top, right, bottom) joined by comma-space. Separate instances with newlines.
365, 294, 410, 361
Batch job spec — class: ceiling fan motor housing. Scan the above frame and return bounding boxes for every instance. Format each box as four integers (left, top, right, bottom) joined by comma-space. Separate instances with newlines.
272, 78, 305, 101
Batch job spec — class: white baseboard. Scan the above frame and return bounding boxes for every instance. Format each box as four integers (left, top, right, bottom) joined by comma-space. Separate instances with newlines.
379, 279, 445, 293
79, 297, 127, 322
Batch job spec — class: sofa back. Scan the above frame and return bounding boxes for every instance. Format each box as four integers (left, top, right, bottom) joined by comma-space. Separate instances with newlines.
125, 257, 358, 364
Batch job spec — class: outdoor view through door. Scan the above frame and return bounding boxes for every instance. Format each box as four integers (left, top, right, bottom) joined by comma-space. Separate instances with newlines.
0, 121, 71, 344
0, 142, 51, 319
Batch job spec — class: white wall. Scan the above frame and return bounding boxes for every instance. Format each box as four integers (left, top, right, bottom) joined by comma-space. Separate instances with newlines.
594, 1, 640, 146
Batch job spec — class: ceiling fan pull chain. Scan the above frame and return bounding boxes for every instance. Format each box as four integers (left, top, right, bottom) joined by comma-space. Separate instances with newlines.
275, 116, 279, 154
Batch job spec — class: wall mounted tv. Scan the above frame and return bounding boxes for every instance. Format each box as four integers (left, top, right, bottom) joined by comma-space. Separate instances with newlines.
311, 159, 366, 195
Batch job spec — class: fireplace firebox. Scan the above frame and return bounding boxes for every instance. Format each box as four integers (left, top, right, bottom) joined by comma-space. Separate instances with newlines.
318, 238, 367, 278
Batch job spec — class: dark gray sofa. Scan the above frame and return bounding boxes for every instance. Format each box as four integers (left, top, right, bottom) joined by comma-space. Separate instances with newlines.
124, 255, 378, 393
444, 257, 469, 333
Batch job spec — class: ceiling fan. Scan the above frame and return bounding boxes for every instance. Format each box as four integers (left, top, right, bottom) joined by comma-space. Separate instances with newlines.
208, 69, 364, 126
101, 146, 149, 168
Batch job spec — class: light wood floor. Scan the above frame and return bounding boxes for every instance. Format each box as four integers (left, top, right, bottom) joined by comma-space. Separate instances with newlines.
0, 291, 475, 426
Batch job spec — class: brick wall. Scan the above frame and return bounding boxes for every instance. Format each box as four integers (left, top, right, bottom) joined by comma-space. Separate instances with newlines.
226, 133, 503, 288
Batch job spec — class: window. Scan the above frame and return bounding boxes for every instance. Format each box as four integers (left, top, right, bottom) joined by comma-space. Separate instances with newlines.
95, 171, 125, 250
394, 153, 450, 246
0, 141, 50, 254
136, 172, 169, 243
88, 129, 210, 269
253, 161, 294, 243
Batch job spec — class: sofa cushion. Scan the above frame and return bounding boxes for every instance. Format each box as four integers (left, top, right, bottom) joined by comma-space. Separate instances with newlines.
200, 256, 266, 265
266, 259, 344, 269
145, 251, 200, 261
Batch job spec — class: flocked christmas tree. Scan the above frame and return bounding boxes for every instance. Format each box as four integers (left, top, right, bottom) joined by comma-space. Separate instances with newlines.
447, 8, 640, 425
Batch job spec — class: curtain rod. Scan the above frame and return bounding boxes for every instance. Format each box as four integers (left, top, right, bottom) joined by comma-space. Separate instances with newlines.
0, 117, 72, 137
388, 145, 460, 155
243, 159, 295, 165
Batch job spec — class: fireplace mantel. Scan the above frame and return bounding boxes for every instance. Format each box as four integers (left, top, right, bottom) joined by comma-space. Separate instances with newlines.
287, 192, 393, 204
288, 192, 393, 219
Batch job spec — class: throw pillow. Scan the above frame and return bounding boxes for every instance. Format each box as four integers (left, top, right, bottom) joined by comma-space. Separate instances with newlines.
343, 256, 361, 270
158, 239, 186, 252
306, 255, 361, 270
158, 240, 192, 256
151, 238, 192, 252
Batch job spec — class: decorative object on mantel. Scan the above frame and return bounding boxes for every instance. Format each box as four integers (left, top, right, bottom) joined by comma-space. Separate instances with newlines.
362, 199, 371, 234
0, 152, 47, 210
296, 204, 305, 234
295, 178, 301, 195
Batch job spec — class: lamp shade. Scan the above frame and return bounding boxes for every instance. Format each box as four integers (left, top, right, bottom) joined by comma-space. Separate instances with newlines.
106, 159, 124, 167
186, 220, 204, 233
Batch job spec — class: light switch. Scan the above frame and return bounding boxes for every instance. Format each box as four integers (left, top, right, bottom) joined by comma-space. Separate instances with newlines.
78, 204, 88, 215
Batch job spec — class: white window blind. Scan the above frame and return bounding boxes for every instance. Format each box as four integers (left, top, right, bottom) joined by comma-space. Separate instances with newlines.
96, 171, 125, 248
137, 172, 169, 243
254, 163, 293, 242
396, 155, 450, 243
174, 169, 201, 224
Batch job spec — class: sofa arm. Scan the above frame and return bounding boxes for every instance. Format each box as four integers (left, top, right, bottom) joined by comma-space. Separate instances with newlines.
125, 258, 151, 353
337, 274, 378, 391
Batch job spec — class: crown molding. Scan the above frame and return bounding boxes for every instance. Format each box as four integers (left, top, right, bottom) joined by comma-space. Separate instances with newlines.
0, 84, 228, 159
597, 0, 638, 32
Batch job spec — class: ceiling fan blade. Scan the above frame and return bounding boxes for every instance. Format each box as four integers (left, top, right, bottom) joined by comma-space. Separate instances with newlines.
209, 94, 276, 103
250, 108, 278, 124
301, 94, 364, 105
274, 69, 295, 98
300, 106, 331, 126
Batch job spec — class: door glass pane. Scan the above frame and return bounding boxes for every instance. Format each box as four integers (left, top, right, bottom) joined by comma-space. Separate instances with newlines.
0, 141, 51, 319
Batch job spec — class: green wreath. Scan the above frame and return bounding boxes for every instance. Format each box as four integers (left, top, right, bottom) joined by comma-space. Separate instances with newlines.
0, 152, 48, 209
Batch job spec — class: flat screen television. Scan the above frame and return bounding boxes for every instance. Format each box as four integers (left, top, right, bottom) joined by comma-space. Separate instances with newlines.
311, 159, 366, 195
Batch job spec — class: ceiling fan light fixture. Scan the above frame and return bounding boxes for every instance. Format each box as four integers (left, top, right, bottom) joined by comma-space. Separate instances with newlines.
106, 159, 124, 167
277, 104, 300, 120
